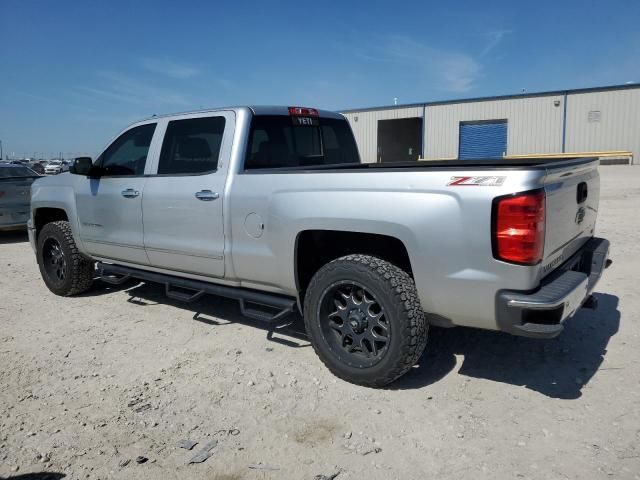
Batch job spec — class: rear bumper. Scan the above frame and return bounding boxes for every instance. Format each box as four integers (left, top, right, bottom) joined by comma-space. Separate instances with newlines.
496, 237, 610, 338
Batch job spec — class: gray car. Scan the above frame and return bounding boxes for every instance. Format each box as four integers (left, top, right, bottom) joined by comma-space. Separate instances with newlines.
0, 164, 39, 230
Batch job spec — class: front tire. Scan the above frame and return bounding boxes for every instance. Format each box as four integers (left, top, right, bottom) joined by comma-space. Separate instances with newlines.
303, 255, 428, 387
37, 221, 94, 296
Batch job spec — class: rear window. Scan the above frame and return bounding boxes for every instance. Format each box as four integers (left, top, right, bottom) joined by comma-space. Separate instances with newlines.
244, 115, 360, 169
0, 166, 38, 178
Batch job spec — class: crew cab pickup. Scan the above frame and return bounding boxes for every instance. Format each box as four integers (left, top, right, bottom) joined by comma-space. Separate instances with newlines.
29, 106, 611, 386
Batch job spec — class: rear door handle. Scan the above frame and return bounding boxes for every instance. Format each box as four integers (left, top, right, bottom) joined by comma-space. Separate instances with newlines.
195, 190, 220, 201
121, 188, 140, 198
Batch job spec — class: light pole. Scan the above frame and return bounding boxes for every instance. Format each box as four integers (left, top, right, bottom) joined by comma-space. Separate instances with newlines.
0, 140, 3, 160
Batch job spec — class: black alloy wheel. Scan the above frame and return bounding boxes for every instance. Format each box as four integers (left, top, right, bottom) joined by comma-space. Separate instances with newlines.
303, 254, 428, 387
318, 281, 390, 368
42, 237, 67, 283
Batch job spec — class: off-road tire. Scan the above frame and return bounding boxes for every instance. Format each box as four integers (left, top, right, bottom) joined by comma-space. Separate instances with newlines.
37, 221, 94, 296
303, 254, 428, 387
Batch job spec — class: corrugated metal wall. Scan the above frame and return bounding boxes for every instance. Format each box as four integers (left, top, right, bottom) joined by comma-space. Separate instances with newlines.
565, 89, 640, 157
424, 96, 564, 159
342, 106, 423, 163
343, 86, 640, 164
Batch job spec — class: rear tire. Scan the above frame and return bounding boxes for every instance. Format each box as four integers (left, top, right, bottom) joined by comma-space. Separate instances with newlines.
303, 254, 428, 387
37, 221, 94, 296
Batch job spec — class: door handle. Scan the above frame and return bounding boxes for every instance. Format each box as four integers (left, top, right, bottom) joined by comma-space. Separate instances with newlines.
121, 188, 140, 198
195, 190, 220, 201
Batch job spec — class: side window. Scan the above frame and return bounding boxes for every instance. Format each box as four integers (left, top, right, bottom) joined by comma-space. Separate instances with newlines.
99, 123, 156, 176
158, 116, 226, 175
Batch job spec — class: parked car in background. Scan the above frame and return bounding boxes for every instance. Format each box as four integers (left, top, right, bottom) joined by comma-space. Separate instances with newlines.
0, 164, 39, 230
29, 160, 46, 175
44, 160, 64, 175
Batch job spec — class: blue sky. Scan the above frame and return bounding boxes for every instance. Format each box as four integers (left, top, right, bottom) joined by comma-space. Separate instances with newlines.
1, 0, 639, 157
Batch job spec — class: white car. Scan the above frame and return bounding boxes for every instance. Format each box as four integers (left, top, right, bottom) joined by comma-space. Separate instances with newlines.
44, 160, 63, 175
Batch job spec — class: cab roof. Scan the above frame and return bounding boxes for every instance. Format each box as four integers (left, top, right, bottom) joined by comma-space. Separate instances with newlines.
140, 105, 344, 122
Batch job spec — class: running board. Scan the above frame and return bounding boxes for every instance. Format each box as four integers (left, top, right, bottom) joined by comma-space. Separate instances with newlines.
99, 273, 132, 285
165, 284, 205, 303
239, 299, 293, 323
96, 263, 297, 323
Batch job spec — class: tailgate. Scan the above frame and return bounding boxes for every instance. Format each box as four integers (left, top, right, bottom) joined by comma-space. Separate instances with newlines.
540, 158, 600, 276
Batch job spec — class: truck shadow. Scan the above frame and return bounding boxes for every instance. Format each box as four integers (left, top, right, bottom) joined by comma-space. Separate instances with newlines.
118, 281, 311, 349
395, 293, 621, 399
0, 229, 29, 244
87, 280, 620, 397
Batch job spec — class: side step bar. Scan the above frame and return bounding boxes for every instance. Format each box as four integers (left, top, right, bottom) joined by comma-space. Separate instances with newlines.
100, 272, 132, 285
97, 263, 297, 324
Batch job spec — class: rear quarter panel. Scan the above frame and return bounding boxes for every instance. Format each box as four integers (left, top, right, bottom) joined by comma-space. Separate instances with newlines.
228, 167, 546, 330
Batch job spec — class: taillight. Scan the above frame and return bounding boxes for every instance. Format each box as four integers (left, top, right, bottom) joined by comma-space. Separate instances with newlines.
288, 106, 319, 116
492, 189, 545, 265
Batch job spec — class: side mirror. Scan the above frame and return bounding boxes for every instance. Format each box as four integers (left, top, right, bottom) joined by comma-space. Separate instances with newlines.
70, 157, 94, 176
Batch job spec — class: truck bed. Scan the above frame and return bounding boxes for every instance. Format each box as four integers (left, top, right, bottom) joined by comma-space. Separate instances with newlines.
244, 157, 599, 172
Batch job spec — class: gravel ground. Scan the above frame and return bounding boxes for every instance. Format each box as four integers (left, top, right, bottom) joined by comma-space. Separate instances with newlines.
1, 166, 639, 480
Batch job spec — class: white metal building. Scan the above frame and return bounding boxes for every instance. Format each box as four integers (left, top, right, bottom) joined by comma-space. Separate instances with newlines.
341, 84, 640, 165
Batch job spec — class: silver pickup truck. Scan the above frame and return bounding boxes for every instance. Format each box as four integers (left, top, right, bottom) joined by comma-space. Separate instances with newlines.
29, 106, 611, 386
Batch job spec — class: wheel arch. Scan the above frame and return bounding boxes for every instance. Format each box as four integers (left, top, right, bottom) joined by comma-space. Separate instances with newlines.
294, 229, 413, 311
34, 207, 69, 239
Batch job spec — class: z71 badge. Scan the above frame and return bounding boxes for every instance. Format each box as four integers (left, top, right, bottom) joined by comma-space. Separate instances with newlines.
447, 176, 506, 186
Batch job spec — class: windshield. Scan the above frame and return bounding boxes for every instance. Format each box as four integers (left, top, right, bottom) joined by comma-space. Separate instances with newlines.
0, 166, 38, 178
244, 115, 360, 169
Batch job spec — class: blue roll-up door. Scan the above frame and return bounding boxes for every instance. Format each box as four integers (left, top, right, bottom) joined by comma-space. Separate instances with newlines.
458, 120, 507, 160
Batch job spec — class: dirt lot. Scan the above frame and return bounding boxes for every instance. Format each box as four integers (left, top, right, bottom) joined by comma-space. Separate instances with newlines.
1, 167, 639, 480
